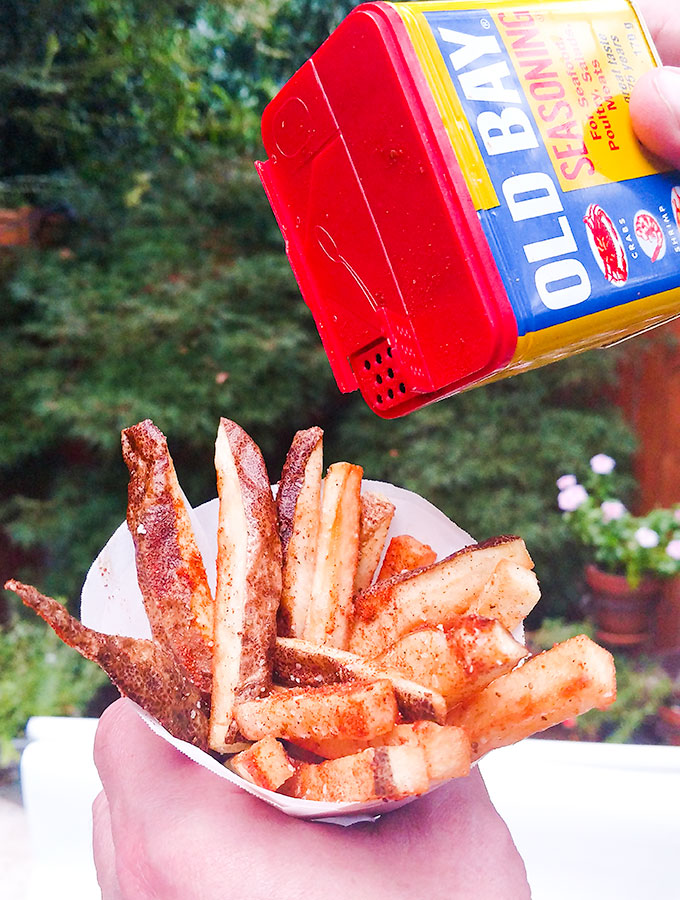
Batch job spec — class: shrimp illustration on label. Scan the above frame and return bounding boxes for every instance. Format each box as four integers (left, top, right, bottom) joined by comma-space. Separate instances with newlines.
583, 204, 628, 286
634, 211, 666, 262
671, 187, 680, 230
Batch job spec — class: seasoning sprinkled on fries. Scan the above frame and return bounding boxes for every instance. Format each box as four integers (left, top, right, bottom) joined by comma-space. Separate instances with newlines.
5, 418, 617, 806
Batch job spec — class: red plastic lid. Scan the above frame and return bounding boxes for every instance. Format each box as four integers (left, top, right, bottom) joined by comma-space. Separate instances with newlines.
257, 2, 517, 416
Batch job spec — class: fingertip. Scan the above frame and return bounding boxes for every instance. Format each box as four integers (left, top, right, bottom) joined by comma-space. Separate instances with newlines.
93, 698, 135, 773
631, 67, 680, 168
96, 696, 133, 736
94, 696, 182, 792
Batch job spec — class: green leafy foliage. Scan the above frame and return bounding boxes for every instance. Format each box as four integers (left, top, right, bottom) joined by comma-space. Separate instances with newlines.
0, 614, 108, 766
0, 159, 339, 601
0, 0, 354, 186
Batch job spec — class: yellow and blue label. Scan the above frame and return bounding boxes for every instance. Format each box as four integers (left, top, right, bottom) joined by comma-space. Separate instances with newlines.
391, 0, 680, 374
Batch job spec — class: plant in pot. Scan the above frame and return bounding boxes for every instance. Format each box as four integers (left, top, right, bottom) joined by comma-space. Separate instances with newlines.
557, 454, 680, 650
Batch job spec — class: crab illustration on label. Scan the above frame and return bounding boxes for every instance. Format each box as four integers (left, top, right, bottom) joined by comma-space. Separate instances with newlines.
257, 0, 680, 417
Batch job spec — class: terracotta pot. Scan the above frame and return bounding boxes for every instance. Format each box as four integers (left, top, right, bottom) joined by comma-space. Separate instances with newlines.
0, 206, 36, 247
584, 564, 662, 649
654, 576, 680, 652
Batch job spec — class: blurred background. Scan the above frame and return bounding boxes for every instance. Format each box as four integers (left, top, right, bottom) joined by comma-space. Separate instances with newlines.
1, 0, 680, 774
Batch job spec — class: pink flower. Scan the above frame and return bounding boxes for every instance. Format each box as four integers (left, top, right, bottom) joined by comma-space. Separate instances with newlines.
558, 484, 588, 511
601, 500, 626, 523
556, 474, 577, 490
590, 454, 616, 475
666, 540, 680, 560
634, 526, 659, 549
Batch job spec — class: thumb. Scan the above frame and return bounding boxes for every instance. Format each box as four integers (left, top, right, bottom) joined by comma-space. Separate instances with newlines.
630, 67, 680, 168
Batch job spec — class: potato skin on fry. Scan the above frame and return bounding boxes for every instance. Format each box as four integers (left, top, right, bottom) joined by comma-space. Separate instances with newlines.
276, 427, 323, 638
6, 580, 210, 749
122, 419, 214, 694
235, 679, 398, 743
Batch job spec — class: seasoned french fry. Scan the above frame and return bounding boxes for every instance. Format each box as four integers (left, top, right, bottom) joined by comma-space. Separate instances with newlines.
7, 580, 210, 749
121, 419, 214, 693
281, 744, 429, 802
448, 634, 616, 759
303, 462, 363, 648
229, 736, 296, 791
471, 558, 541, 631
11, 411, 620, 809
354, 492, 396, 593
376, 615, 528, 708
290, 721, 471, 782
235, 679, 398, 743
209, 419, 282, 753
377, 534, 436, 582
274, 636, 447, 723
276, 427, 324, 638
350, 536, 533, 658
405, 721, 471, 782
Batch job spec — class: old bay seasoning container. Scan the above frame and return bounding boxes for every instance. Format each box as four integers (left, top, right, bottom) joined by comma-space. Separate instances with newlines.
257, 0, 680, 417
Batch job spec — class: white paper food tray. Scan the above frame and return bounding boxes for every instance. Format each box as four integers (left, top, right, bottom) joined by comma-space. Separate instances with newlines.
81, 480, 480, 823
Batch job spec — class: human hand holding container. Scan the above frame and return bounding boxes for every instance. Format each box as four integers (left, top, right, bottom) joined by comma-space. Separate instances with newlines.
630, 0, 680, 167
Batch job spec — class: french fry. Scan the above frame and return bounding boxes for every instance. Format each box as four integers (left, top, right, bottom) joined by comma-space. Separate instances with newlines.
405, 721, 471, 782
10, 413, 620, 809
234, 679, 398, 743
273, 636, 447, 723
349, 536, 533, 658
377, 534, 436, 582
303, 462, 363, 648
121, 419, 214, 693
375, 615, 528, 708
281, 744, 429, 802
209, 419, 282, 753
229, 736, 296, 791
276, 427, 323, 638
471, 558, 541, 631
354, 492, 396, 593
448, 634, 616, 759
289, 721, 471, 782
6, 580, 210, 749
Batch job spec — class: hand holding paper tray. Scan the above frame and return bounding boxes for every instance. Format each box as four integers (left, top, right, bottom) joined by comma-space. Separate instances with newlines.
91, 698, 533, 898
